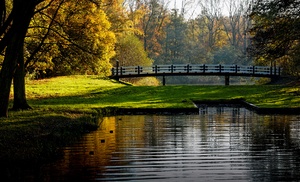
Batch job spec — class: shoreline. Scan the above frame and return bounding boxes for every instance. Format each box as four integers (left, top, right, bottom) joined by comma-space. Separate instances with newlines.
194, 99, 300, 115
96, 99, 300, 115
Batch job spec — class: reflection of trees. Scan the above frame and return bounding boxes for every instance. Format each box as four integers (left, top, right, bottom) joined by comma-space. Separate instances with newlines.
197, 107, 300, 181
248, 115, 300, 181
41, 109, 300, 181
108, 113, 300, 181
250, 115, 291, 149
42, 117, 117, 181
198, 107, 250, 150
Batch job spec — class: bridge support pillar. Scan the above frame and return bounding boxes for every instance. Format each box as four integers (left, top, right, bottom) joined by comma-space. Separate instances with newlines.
162, 76, 166, 86
225, 75, 230, 86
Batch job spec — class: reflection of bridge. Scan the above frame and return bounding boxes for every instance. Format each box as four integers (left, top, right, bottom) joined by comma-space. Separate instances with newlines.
110, 64, 281, 85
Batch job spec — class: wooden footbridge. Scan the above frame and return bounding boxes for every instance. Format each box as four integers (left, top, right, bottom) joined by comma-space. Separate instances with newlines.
110, 63, 281, 85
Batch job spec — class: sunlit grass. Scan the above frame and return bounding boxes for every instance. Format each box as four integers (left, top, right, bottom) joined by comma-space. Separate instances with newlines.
20, 76, 300, 112
24, 75, 124, 99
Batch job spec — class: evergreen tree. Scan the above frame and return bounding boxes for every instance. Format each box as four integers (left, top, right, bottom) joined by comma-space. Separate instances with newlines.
249, 0, 300, 75
162, 10, 187, 64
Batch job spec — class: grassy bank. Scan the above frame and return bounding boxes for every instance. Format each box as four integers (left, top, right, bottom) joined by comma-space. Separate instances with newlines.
24, 75, 300, 111
1, 75, 300, 163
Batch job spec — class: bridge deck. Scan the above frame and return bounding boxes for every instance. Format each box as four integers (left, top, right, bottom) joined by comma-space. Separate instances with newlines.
111, 64, 281, 78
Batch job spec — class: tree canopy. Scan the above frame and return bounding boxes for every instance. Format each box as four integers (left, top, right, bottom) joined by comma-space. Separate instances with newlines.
249, 0, 300, 75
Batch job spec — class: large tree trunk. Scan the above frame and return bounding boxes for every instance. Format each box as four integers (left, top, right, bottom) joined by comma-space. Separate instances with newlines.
0, 0, 36, 117
12, 47, 32, 111
0, 36, 19, 117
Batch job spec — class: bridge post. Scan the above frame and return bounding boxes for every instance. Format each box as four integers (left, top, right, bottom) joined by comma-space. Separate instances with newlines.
225, 75, 230, 86
274, 61, 277, 76
137, 66, 140, 74
162, 75, 166, 86
115, 60, 120, 81
270, 66, 273, 75
111, 68, 115, 76
116, 60, 119, 77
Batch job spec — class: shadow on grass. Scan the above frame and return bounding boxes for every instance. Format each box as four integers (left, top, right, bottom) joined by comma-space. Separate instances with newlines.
27, 85, 287, 109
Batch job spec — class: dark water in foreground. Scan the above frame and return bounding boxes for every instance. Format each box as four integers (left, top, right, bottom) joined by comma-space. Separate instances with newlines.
41, 107, 300, 181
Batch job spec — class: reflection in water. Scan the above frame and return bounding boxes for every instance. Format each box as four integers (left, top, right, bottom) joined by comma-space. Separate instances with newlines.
42, 108, 300, 181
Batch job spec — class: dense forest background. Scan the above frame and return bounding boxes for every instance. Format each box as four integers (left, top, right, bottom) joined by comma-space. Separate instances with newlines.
2, 0, 299, 80
1, 0, 254, 85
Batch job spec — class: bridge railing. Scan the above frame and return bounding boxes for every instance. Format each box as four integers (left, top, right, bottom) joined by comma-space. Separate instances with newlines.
111, 64, 281, 77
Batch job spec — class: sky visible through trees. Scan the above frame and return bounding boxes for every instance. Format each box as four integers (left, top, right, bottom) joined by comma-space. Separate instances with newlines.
169, 0, 232, 19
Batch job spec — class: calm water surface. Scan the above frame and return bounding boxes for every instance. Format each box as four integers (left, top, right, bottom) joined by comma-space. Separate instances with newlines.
42, 107, 300, 181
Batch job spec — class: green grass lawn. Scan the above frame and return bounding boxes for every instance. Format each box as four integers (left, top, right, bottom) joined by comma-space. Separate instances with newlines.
1, 75, 299, 163
23, 75, 300, 112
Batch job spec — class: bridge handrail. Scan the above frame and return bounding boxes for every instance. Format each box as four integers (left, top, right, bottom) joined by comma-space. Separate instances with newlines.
111, 64, 281, 77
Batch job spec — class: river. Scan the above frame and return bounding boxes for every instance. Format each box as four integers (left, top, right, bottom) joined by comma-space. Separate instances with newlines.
36, 107, 300, 181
